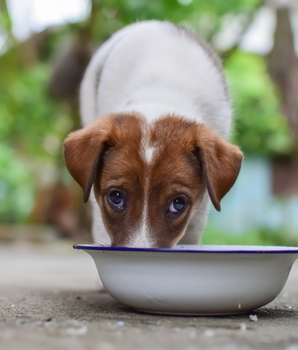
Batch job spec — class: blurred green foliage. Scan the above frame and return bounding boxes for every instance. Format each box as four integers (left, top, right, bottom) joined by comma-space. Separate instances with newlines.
85, 0, 259, 41
226, 51, 293, 157
0, 0, 294, 224
0, 61, 75, 222
0, 143, 34, 222
0, 64, 71, 159
0, 63, 74, 222
202, 225, 298, 246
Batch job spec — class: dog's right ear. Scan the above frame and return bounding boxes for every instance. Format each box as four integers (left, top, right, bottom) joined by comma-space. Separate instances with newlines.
63, 117, 113, 203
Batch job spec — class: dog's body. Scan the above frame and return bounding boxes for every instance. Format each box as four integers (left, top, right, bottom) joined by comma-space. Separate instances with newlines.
64, 21, 243, 247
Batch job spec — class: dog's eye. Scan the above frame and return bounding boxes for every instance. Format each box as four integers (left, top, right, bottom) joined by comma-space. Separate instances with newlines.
169, 198, 186, 213
108, 191, 124, 209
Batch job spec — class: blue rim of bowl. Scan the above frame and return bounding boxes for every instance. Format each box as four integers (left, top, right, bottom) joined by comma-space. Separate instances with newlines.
73, 244, 298, 254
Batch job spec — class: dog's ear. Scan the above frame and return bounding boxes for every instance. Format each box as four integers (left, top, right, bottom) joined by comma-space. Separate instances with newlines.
63, 117, 113, 203
195, 124, 243, 211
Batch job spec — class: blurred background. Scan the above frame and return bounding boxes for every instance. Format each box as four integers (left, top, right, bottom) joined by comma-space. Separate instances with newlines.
1, 0, 298, 246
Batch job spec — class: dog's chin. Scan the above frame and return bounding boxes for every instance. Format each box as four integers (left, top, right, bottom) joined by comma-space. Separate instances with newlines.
110, 241, 174, 249
110, 232, 184, 249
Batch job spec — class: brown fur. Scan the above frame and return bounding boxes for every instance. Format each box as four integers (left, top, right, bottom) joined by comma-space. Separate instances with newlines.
64, 114, 243, 247
195, 124, 243, 211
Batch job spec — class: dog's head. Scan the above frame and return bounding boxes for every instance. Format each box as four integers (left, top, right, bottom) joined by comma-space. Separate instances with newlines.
64, 114, 243, 247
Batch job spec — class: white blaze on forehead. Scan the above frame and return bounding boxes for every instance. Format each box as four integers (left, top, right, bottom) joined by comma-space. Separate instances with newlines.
139, 123, 158, 165
145, 146, 155, 163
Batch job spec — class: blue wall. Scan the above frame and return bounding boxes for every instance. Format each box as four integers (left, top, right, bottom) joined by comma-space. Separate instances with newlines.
208, 158, 298, 234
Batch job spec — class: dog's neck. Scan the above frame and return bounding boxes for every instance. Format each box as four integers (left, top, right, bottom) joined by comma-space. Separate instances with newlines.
117, 85, 203, 124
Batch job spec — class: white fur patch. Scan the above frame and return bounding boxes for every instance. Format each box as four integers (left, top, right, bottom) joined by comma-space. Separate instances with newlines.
87, 20, 231, 139
125, 183, 155, 248
137, 188, 150, 247
127, 224, 153, 248
139, 123, 158, 165
145, 146, 155, 164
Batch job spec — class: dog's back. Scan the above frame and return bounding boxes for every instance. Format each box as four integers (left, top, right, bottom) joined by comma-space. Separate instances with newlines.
80, 21, 231, 139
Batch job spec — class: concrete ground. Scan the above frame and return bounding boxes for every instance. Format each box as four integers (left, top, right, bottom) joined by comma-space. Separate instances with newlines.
0, 241, 298, 350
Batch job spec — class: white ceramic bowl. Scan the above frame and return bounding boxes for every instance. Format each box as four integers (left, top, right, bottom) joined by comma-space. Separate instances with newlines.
74, 244, 298, 316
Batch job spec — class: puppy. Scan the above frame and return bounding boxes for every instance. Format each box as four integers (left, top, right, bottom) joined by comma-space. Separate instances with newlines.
64, 21, 243, 248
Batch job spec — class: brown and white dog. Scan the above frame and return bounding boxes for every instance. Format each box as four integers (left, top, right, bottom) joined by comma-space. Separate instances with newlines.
64, 21, 243, 248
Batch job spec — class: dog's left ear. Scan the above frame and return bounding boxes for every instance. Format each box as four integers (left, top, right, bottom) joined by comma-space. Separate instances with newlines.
195, 124, 243, 211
